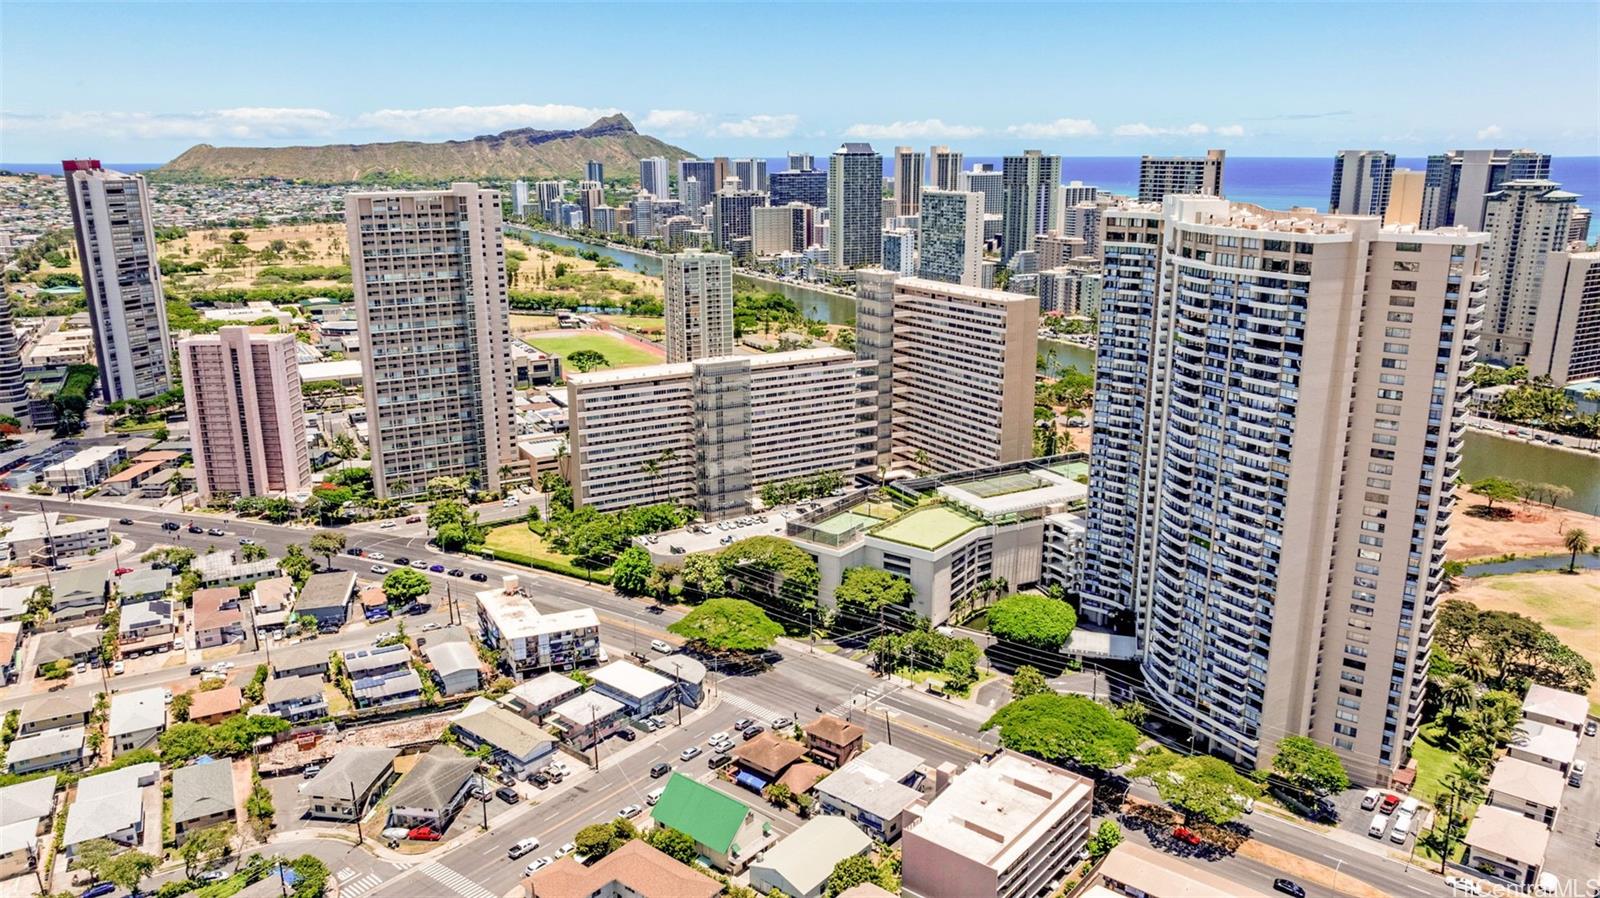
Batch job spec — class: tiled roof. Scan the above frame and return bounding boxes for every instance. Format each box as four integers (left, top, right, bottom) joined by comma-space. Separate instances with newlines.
527, 840, 720, 898
804, 714, 864, 745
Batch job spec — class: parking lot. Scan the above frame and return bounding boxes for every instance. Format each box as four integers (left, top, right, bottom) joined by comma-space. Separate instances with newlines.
641, 510, 791, 559
1543, 722, 1600, 888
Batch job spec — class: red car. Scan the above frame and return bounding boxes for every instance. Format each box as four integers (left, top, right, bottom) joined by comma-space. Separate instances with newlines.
407, 826, 442, 841
114, 567, 133, 576
1379, 793, 1400, 814
1172, 826, 1202, 846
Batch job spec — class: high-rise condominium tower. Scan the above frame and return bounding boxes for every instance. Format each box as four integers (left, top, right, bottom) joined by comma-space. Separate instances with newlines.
639, 157, 670, 200
179, 327, 311, 501
853, 270, 897, 469
829, 143, 884, 268
0, 288, 30, 423
712, 181, 768, 253
959, 164, 1004, 215
769, 169, 828, 210
929, 146, 963, 191
1385, 169, 1425, 227
347, 183, 518, 499
917, 190, 984, 286
1480, 180, 1578, 365
664, 251, 734, 363
1001, 151, 1061, 265
887, 277, 1038, 472
894, 147, 925, 217
512, 180, 530, 217
62, 160, 172, 402
1083, 196, 1487, 784
734, 158, 769, 193
1421, 148, 1551, 230
1136, 149, 1225, 202
1529, 248, 1600, 384
787, 152, 814, 172
1329, 150, 1396, 219
585, 160, 604, 183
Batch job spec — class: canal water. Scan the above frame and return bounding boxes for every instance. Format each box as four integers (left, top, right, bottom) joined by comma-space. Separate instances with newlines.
512, 227, 1599, 512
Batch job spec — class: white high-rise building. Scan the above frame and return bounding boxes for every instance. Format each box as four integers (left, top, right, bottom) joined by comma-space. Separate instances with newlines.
1529, 248, 1600, 384
1422, 149, 1551, 230
894, 146, 925, 217
917, 189, 984, 286
1481, 180, 1579, 365
179, 327, 311, 501
663, 251, 734, 363
511, 180, 530, 217
62, 160, 172, 402
733, 158, 769, 193
881, 229, 917, 276
928, 146, 963, 191
1328, 150, 1396, 219
0, 289, 29, 423
639, 157, 670, 200
829, 143, 884, 268
1001, 151, 1061, 265
959, 165, 1004, 215
787, 152, 814, 172
1136, 149, 1225, 202
1083, 196, 1487, 784
347, 183, 519, 499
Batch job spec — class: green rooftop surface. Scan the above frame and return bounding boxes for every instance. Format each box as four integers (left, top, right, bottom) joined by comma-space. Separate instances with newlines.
870, 504, 981, 550
1048, 461, 1091, 480
812, 510, 885, 536
649, 773, 749, 853
956, 471, 1049, 498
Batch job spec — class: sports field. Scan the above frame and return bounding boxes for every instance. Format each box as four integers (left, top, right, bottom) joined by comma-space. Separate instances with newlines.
521, 331, 664, 371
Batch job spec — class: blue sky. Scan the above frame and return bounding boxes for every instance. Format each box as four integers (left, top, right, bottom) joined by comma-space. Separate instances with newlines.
3, 1, 1597, 161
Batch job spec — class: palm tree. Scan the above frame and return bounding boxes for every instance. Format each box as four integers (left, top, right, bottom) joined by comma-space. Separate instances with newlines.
1460, 647, 1493, 685
1563, 527, 1591, 572
1430, 671, 1477, 722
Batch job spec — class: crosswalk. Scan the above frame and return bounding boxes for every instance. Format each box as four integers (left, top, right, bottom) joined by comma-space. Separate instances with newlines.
717, 691, 786, 724
335, 867, 384, 898
719, 683, 900, 728
415, 862, 497, 898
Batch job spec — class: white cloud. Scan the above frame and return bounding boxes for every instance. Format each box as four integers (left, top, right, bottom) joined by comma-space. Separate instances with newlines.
1215, 124, 1246, 138
639, 109, 711, 136
1005, 118, 1100, 139
0, 107, 340, 141
353, 103, 619, 137
1113, 122, 1215, 138
1477, 124, 1504, 140
712, 114, 799, 139
842, 118, 985, 140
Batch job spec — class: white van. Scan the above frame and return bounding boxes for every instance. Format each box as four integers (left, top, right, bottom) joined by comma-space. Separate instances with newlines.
1389, 812, 1413, 843
646, 786, 666, 805
1569, 758, 1586, 787
1368, 813, 1388, 838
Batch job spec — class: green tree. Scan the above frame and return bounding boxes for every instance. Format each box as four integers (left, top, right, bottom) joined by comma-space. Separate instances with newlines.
824, 855, 878, 897
668, 598, 784, 654
567, 349, 610, 372
981, 693, 1141, 772
382, 567, 431, 606
834, 567, 916, 619
1129, 749, 1263, 825
170, 691, 194, 722
1563, 527, 1591, 572
1271, 736, 1351, 799
41, 658, 71, 680
73, 838, 118, 880
1470, 477, 1520, 511
159, 722, 217, 762
239, 542, 269, 562
575, 821, 623, 859
1010, 665, 1052, 699
100, 850, 158, 895
679, 553, 726, 600
611, 546, 654, 596
645, 825, 697, 864
309, 531, 346, 570
178, 823, 233, 878
987, 593, 1077, 650
280, 543, 314, 584
1086, 820, 1123, 861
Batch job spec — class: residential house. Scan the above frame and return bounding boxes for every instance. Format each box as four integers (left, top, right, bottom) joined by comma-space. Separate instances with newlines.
1463, 805, 1551, 887
1507, 721, 1580, 774
195, 552, 280, 589
525, 840, 721, 898
476, 576, 600, 678
31, 629, 99, 673
118, 599, 175, 644
1521, 684, 1588, 735
342, 644, 411, 679
589, 660, 677, 717
902, 751, 1094, 898
425, 641, 481, 696
63, 762, 159, 856
351, 668, 423, 710
296, 571, 356, 631
0, 585, 30, 622
252, 576, 295, 631
804, 715, 865, 769
192, 588, 245, 648
1075, 842, 1272, 898
116, 568, 172, 605
500, 673, 581, 722
172, 760, 238, 844
646, 654, 706, 708
647, 773, 778, 872
265, 674, 329, 722
98, 450, 184, 496
813, 743, 930, 842
304, 747, 400, 821
4, 727, 86, 775
18, 692, 92, 735
385, 746, 479, 832
750, 816, 874, 898
187, 686, 244, 725
730, 732, 811, 794
451, 704, 557, 777
359, 585, 389, 622
0, 776, 57, 880
1486, 757, 1566, 826
547, 692, 627, 749
47, 567, 109, 626
108, 687, 167, 755
0, 621, 18, 684
270, 641, 330, 680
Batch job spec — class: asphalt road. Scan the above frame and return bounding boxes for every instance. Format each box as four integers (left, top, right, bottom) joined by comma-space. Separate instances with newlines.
4, 494, 1462, 898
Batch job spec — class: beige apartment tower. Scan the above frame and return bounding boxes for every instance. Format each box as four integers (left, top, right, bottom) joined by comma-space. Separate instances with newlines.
179, 327, 311, 501
347, 183, 518, 499
1136, 149, 1225, 202
886, 277, 1038, 473
566, 348, 875, 516
1384, 169, 1426, 227
1528, 248, 1600, 384
1480, 180, 1578, 365
663, 251, 734, 363
894, 146, 924, 217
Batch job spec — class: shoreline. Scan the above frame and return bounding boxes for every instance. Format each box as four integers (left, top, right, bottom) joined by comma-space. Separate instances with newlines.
1466, 416, 1600, 458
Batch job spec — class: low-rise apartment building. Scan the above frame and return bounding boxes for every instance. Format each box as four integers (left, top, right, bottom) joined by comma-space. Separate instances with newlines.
477, 577, 600, 678
1, 513, 110, 566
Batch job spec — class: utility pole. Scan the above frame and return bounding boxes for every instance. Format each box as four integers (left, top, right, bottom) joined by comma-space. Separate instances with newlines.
481, 775, 489, 831
590, 705, 601, 770
348, 781, 364, 845
671, 661, 683, 727
884, 709, 893, 745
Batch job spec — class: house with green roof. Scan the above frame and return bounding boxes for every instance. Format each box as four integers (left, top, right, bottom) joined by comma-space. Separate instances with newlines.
648, 773, 778, 872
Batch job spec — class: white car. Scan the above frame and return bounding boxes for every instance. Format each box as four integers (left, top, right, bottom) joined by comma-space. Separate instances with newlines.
508, 837, 541, 859
708, 732, 731, 748
371, 564, 388, 574
619, 804, 642, 818
111, 661, 125, 675
380, 521, 397, 529
410, 560, 429, 570
368, 552, 385, 561
679, 746, 702, 761
162, 689, 173, 704
650, 639, 672, 653
523, 857, 552, 876
554, 842, 576, 859
171, 637, 185, 650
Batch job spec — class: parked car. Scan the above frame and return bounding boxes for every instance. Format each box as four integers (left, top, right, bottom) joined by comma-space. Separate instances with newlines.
111, 661, 124, 675
1569, 758, 1586, 787
495, 787, 520, 804
614, 728, 636, 742
1587, 720, 1598, 737
1272, 879, 1306, 898
470, 572, 489, 582
708, 753, 732, 770
302, 765, 322, 779
1379, 793, 1400, 814
523, 857, 552, 876
650, 639, 672, 653
448, 568, 465, 577
733, 718, 752, 731
650, 762, 672, 778
1359, 788, 1381, 811
555, 842, 576, 859
197, 869, 229, 883
529, 771, 549, 787
429, 563, 445, 573
1171, 826, 1202, 846
741, 725, 765, 740
509, 837, 540, 859
406, 516, 422, 524
407, 826, 441, 841
81, 883, 116, 898
189, 665, 203, 675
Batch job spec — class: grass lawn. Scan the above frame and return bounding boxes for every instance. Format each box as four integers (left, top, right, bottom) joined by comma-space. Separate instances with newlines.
521, 331, 664, 371
1409, 723, 1459, 807
1453, 568, 1600, 712
871, 504, 981, 550
484, 524, 571, 563
598, 315, 665, 334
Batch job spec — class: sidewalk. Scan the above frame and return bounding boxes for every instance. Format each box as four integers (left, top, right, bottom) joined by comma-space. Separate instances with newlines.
779, 635, 1000, 726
